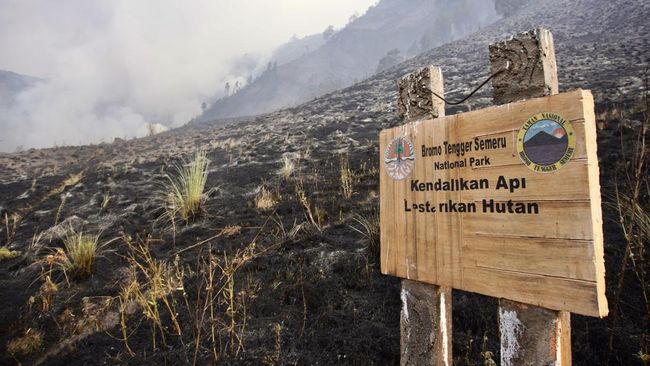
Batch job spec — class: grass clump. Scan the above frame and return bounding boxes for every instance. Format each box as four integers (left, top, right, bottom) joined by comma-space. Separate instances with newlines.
163, 150, 210, 222
63, 230, 100, 278
255, 186, 277, 210
119, 235, 185, 354
0, 247, 20, 260
339, 154, 354, 199
6, 329, 43, 358
3, 212, 21, 243
278, 156, 295, 180
349, 210, 380, 256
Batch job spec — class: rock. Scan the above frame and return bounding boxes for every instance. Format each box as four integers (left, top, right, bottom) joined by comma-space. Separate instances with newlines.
41, 215, 88, 242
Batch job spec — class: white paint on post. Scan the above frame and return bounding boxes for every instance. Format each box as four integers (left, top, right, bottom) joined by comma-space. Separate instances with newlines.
400, 287, 410, 327
440, 291, 449, 366
499, 308, 523, 366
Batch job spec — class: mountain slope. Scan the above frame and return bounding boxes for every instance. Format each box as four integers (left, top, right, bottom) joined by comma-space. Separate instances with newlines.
198, 0, 500, 121
0, 70, 42, 107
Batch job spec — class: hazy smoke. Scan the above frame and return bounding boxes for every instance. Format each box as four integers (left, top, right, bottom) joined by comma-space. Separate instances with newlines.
0, 0, 375, 152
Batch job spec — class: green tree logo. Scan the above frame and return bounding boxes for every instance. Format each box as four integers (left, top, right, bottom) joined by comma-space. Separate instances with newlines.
394, 140, 404, 159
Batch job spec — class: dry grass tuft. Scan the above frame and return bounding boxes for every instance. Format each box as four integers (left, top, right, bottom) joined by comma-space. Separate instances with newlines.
6, 329, 43, 357
162, 150, 210, 222
349, 211, 380, 256
272, 215, 307, 244
119, 235, 185, 354
255, 186, 277, 210
339, 154, 354, 199
222, 224, 242, 237
278, 156, 295, 180
62, 230, 100, 278
3, 212, 21, 243
295, 179, 322, 231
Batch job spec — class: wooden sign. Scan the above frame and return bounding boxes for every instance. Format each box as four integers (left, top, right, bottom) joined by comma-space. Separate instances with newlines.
379, 89, 608, 317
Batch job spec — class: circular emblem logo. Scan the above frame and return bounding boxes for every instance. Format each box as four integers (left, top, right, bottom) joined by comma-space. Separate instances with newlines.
517, 112, 575, 173
384, 136, 415, 180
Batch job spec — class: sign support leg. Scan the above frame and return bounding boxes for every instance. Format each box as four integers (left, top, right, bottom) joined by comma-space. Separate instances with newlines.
397, 66, 451, 365
401, 280, 452, 366
489, 28, 571, 366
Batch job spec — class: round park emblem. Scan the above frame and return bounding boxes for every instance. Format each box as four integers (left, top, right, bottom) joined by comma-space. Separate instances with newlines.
516, 112, 576, 173
384, 136, 415, 180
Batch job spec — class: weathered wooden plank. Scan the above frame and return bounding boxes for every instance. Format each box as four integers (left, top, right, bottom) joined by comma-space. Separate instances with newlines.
462, 235, 596, 281
461, 200, 594, 240
582, 90, 608, 318
463, 266, 600, 315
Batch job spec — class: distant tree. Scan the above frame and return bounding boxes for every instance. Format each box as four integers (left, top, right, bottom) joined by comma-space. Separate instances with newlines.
224, 82, 230, 96
348, 12, 359, 24
376, 49, 403, 73
322, 25, 335, 40
234, 81, 241, 94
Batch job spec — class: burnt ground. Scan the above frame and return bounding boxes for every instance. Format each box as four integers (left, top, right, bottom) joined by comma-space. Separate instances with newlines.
0, 102, 647, 366
0, 0, 649, 364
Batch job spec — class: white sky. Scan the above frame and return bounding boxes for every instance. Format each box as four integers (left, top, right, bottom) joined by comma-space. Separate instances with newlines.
0, 0, 377, 151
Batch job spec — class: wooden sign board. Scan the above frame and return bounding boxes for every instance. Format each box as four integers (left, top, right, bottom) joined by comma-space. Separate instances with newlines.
379, 89, 608, 317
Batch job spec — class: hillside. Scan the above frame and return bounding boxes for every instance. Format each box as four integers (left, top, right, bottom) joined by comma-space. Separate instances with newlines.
198, 0, 500, 122
0, 0, 648, 364
0, 70, 42, 107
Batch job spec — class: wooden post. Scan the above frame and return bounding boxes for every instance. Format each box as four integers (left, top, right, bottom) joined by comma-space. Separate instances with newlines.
489, 28, 572, 366
397, 66, 452, 366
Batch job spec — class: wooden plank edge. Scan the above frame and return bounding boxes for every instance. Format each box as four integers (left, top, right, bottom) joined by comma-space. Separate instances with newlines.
464, 266, 601, 317
582, 89, 609, 317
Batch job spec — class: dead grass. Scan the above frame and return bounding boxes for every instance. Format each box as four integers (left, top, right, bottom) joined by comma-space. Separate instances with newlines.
3, 212, 21, 244
62, 230, 100, 278
6, 329, 43, 358
271, 214, 307, 244
162, 150, 210, 222
349, 211, 380, 256
278, 156, 295, 180
295, 179, 322, 231
255, 186, 277, 210
119, 234, 185, 354
54, 195, 66, 226
606, 106, 649, 361
339, 154, 354, 199
50, 171, 84, 197
222, 225, 242, 237
263, 323, 282, 365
